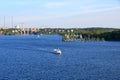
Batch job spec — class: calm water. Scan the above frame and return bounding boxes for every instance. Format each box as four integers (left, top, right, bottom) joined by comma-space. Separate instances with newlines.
0, 35, 120, 80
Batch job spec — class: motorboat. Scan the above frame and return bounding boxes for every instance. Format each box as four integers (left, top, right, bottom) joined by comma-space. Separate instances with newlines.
37, 35, 40, 38
54, 48, 62, 55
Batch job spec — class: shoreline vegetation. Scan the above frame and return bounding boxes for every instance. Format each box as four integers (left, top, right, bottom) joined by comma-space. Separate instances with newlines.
0, 27, 120, 41
61, 28, 120, 42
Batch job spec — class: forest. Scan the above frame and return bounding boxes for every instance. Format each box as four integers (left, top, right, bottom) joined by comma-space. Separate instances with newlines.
61, 28, 120, 41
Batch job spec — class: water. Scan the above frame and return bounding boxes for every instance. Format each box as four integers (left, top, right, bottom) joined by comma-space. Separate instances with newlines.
0, 35, 120, 80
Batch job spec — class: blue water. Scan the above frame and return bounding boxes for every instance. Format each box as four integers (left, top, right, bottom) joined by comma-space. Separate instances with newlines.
0, 35, 120, 80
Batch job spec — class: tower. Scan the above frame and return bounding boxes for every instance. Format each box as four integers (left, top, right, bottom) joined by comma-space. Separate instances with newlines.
4, 16, 5, 28
11, 16, 13, 28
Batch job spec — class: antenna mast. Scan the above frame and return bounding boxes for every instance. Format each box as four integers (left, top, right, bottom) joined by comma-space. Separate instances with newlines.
11, 16, 13, 28
4, 16, 5, 27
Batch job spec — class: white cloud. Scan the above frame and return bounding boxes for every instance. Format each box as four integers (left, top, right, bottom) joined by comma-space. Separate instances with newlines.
59, 6, 120, 18
44, 2, 69, 8
79, 6, 120, 14
14, 1, 39, 6
6, 1, 120, 28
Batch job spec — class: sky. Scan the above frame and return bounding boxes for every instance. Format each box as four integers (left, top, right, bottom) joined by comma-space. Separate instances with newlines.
0, 0, 120, 28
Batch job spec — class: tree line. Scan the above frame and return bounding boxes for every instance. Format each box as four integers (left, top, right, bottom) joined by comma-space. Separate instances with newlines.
0, 28, 120, 41
61, 28, 120, 41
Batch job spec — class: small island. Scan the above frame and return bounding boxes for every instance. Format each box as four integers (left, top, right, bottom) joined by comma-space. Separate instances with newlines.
60, 28, 120, 42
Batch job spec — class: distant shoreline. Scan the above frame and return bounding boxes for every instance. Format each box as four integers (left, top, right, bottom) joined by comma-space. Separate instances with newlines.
0, 28, 120, 41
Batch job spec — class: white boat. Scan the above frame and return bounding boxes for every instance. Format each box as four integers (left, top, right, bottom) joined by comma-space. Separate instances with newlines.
37, 35, 40, 38
54, 48, 62, 55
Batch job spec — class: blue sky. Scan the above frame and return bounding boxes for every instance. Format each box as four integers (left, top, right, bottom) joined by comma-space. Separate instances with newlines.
0, 0, 120, 28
